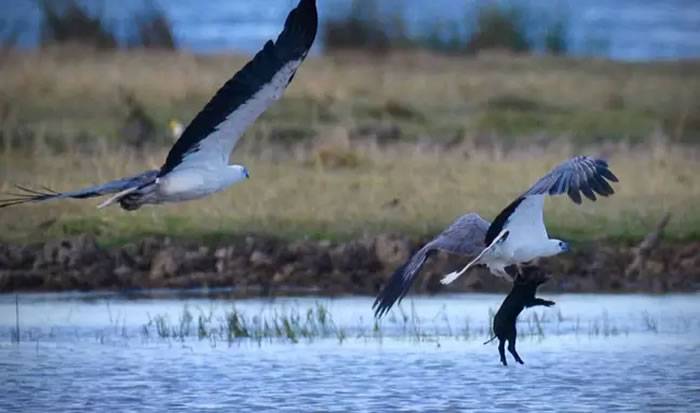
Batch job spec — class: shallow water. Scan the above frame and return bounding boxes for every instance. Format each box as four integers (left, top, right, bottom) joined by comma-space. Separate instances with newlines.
1, 292, 699, 412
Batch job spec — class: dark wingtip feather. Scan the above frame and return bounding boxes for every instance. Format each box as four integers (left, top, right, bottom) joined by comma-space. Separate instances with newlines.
567, 184, 582, 204
276, 0, 318, 60
0, 198, 38, 208
579, 178, 597, 201
0, 185, 57, 208
373, 257, 424, 319
599, 167, 619, 183
372, 263, 408, 319
591, 173, 614, 196
0, 199, 24, 208
14, 184, 49, 196
527, 155, 618, 206
40, 185, 60, 195
593, 158, 619, 182
571, 157, 619, 203
594, 159, 609, 168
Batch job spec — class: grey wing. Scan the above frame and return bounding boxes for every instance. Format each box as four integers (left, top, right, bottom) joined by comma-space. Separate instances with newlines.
372, 213, 490, 318
0, 170, 158, 208
429, 213, 491, 256
524, 156, 619, 204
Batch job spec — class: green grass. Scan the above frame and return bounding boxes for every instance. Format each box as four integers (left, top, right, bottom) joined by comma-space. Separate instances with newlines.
476, 107, 658, 142
1, 49, 699, 245
141, 303, 350, 344
1, 50, 699, 146
133, 302, 663, 346
2, 143, 699, 246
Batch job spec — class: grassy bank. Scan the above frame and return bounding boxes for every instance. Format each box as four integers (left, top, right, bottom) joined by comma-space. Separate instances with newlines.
0, 49, 699, 245
2, 50, 699, 143
2, 144, 699, 245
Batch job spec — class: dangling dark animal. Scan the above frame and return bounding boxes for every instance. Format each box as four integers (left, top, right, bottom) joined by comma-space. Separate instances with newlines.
484, 265, 555, 366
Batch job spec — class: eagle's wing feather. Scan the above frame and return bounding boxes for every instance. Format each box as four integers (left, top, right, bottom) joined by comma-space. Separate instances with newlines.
373, 213, 490, 318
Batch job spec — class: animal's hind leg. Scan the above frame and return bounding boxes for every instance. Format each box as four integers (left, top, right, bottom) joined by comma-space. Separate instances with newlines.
498, 338, 507, 366
507, 335, 524, 365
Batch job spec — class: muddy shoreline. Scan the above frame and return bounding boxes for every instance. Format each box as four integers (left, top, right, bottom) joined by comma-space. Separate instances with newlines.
1, 234, 698, 295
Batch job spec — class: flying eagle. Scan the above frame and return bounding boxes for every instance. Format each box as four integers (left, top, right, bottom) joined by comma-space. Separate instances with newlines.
373, 156, 618, 318
1, 0, 318, 211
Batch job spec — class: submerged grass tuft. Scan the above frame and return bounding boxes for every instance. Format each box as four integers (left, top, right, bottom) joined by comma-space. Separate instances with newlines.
132, 303, 674, 346
140, 303, 348, 345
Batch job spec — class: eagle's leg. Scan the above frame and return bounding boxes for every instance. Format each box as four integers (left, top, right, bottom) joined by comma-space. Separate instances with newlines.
504, 264, 520, 281
491, 264, 514, 281
513, 261, 538, 281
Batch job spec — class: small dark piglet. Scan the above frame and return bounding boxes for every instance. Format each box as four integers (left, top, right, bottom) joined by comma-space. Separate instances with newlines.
485, 265, 555, 366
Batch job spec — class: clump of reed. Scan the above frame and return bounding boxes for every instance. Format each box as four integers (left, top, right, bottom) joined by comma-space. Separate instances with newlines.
134, 302, 663, 346
9, 299, 678, 345
140, 303, 347, 345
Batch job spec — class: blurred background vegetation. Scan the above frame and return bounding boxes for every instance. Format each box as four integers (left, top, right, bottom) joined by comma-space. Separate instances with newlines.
36, 0, 175, 50
0, 0, 698, 245
323, 0, 565, 55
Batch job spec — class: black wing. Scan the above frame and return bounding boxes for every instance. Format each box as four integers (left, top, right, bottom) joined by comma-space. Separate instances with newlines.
484, 197, 525, 246
158, 0, 318, 176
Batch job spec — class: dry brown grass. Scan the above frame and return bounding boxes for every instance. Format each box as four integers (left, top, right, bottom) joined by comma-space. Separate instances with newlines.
0, 49, 699, 244
1, 49, 699, 140
1, 138, 698, 244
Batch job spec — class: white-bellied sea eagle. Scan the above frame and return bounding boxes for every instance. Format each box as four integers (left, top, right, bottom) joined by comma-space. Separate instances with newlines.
0, 0, 318, 211
373, 156, 618, 318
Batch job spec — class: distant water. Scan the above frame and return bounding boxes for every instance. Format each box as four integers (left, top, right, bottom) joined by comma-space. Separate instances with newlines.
1, 292, 699, 411
1, 0, 699, 61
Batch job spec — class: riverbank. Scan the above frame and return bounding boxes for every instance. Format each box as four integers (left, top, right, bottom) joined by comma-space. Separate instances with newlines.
2, 49, 699, 245
1, 50, 699, 294
1, 233, 697, 295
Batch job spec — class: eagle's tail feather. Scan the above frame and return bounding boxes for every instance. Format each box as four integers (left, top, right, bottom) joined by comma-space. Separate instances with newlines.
96, 187, 139, 209
440, 230, 509, 285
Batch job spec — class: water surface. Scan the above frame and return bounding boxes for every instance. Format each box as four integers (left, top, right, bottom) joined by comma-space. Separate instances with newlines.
2, 0, 699, 60
1, 292, 699, 412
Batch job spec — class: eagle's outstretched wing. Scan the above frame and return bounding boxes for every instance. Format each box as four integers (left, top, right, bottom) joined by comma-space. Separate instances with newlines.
158, 0, 318, 176
373, 213, 490, 318
0, 170, 159, 208
484, 156, 619, 245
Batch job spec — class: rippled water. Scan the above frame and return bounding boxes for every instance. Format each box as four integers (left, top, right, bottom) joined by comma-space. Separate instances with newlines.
1, 292, 699, 412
